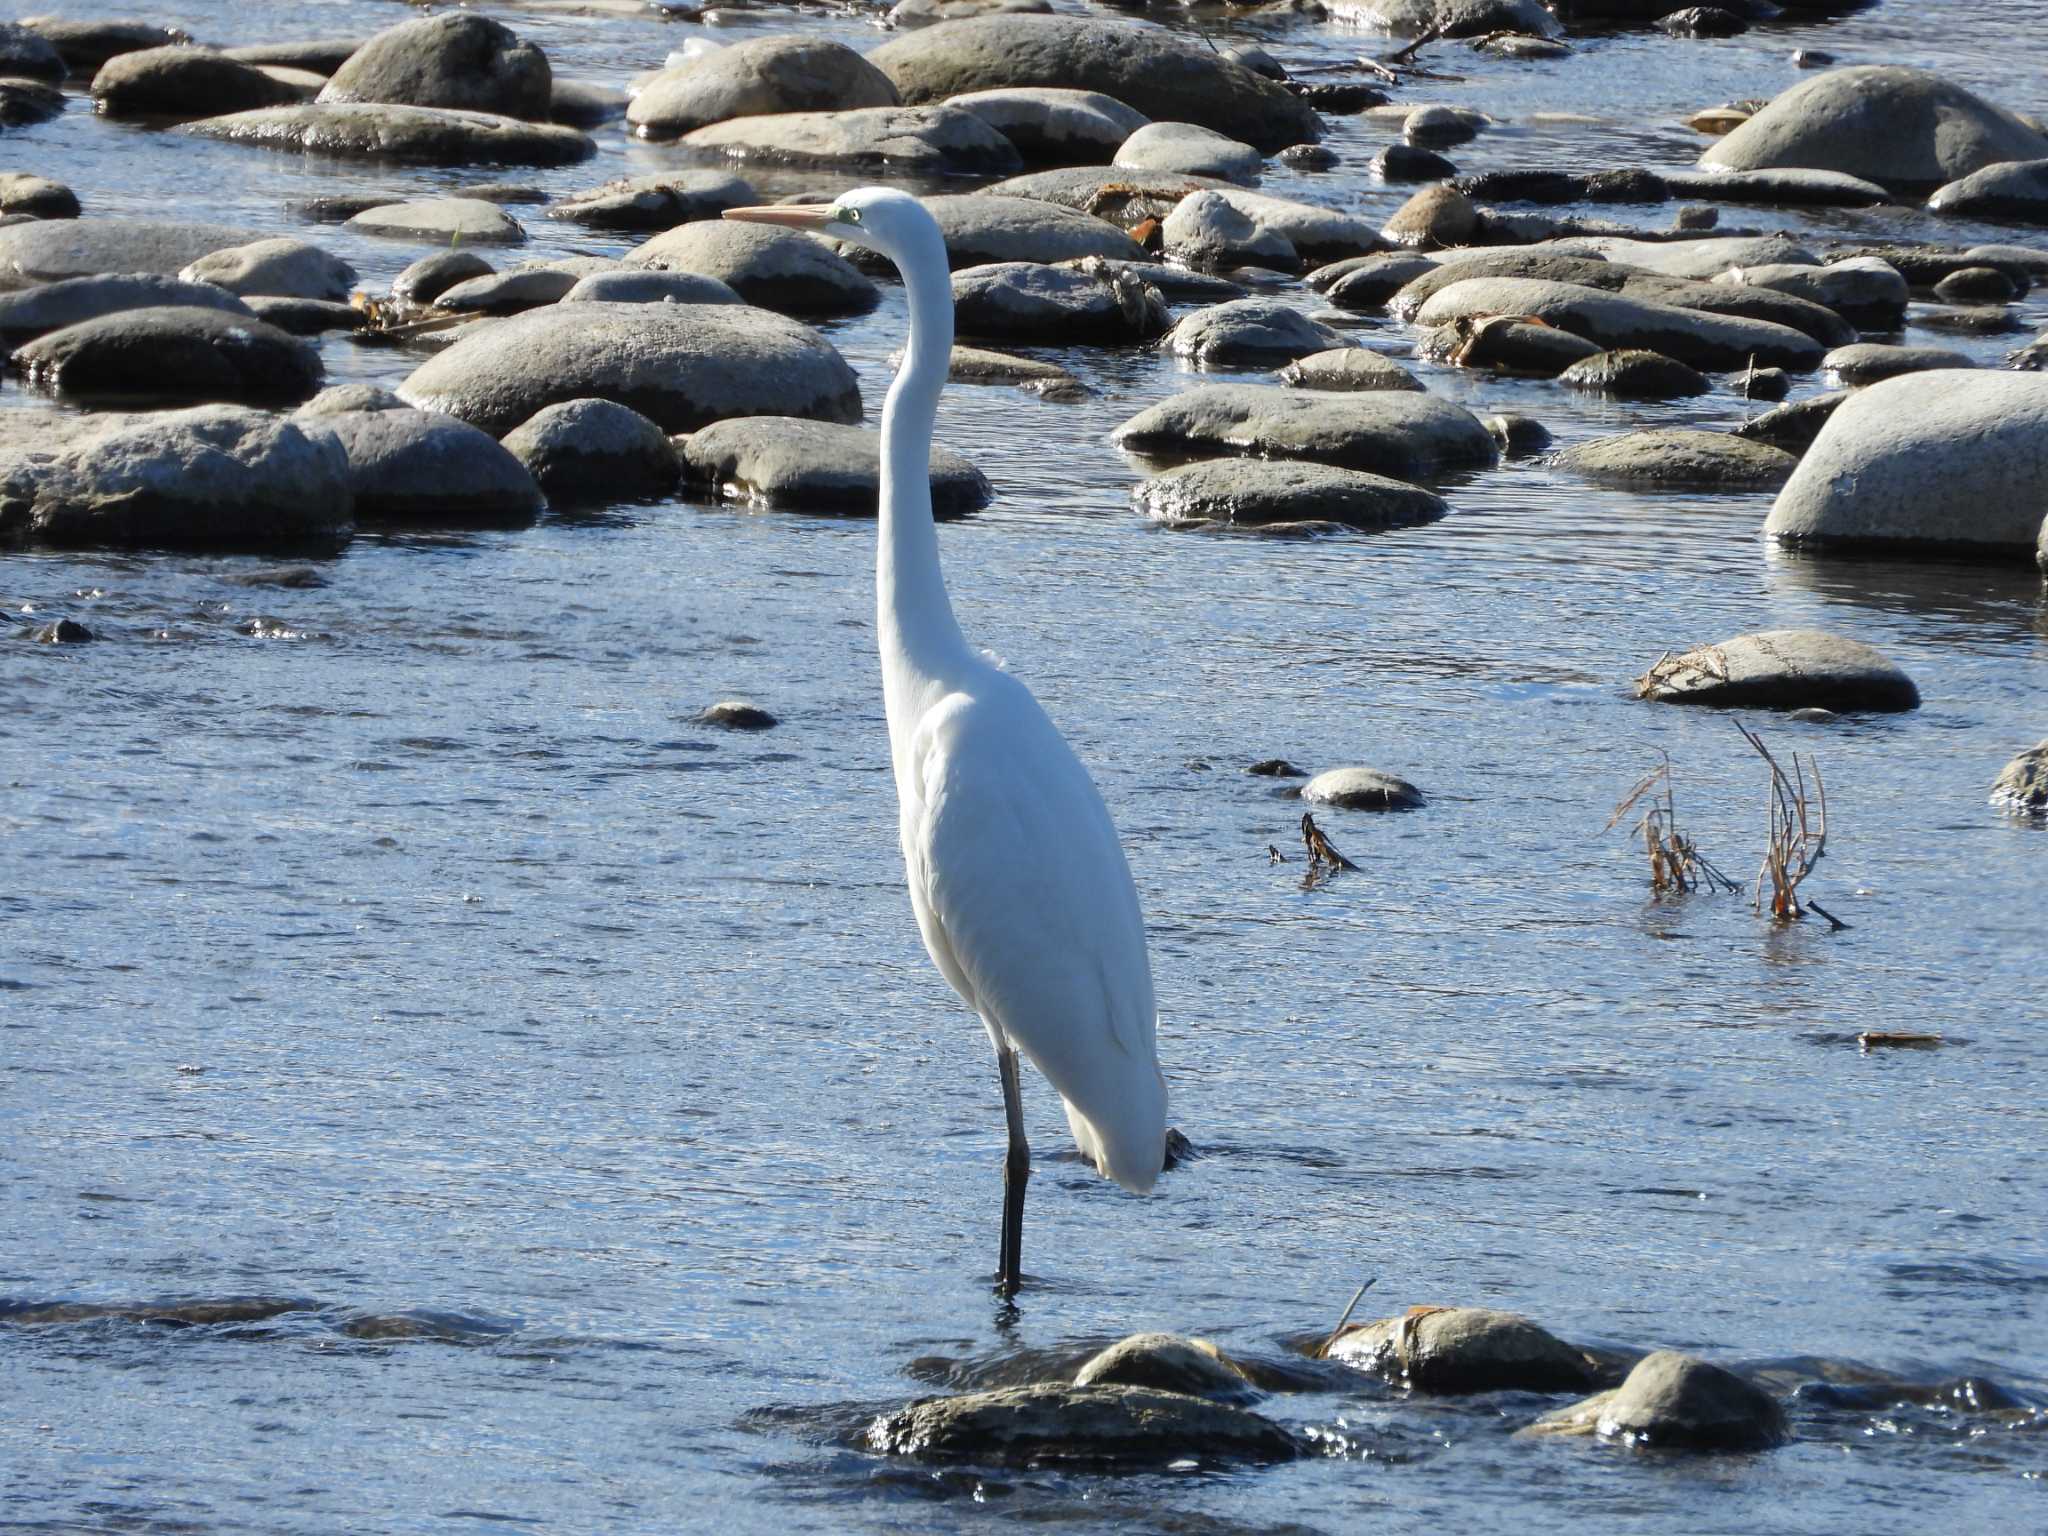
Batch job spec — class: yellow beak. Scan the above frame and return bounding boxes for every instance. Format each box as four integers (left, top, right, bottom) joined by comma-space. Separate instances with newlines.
723, 204, 839, 230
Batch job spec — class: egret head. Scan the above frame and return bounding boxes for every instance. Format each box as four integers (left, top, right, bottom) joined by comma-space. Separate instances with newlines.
722, 186, 934, 270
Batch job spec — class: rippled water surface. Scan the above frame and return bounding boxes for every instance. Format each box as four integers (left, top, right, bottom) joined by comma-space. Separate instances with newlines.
4, 0, 2047, 1530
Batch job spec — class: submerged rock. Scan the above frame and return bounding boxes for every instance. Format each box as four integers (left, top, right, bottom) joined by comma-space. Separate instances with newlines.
1135, 459, 1445, 529
1116, 385, 1495, 478
1558, 428, 1796, 489
183, 104, 594, 167
1328, 1307, 1595, 1391
866, 1383, 1299, 1466
0, 78, 64, 128
697, 700, 778, 730
501, 398, 681, 504
625, 222, 876, 317
1072, 1334, 1255, 1403
1528, 1351, 1788, 1452
1991, 740, 2048, 817
1637, 629, 1919, 712
626, 36, 897, 140
683, 416, 988, 518
11, 307, 323, 408
318, 13, 550, 121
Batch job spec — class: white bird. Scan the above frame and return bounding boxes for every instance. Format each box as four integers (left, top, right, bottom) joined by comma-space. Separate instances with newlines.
725, 189, 1168, 1299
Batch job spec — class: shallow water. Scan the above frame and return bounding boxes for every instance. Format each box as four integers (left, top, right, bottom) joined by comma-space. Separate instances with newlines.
3, 0, 2046, 1530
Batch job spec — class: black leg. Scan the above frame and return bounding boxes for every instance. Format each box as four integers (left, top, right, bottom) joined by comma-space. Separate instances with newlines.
996, 1046, 1029, 1299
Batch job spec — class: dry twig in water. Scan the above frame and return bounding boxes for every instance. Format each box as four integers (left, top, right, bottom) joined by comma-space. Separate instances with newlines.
1604, 752, 1737, 894
1737, 721, 1827, 920
1316, 1276, 1376, 1359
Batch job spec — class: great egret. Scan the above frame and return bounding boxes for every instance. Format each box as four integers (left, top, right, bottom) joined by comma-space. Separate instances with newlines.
724, 189, 1168, 1299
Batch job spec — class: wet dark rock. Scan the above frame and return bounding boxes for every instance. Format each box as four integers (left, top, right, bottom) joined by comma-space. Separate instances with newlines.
1933, 265, 2019, 304
1277, 143, 1338, 171
1824, 342, 1973, 386
181, 238, 356, 301
1292, 81, 1389, 115
548, 78, 626, 129
1166, 300, 1352, 368
0, 405, 351, 552
1530, 1352, 1788, 1451
396, 302, 861, 437
943, 87, 1148, 164
393, 250, 493, 305
866, 1383, 1299, 1466
0, 79, 64, 128
1732, 390, 1846, 453
0, 274, 253, 346
1661, 167, 1889, 207
1559, 428, 1797, 489
1249, 758, 1306, 777
183, 104, 594, 168
1414, 277, 1822, 370
1329, 1307, 1595, 1391
344, 197, 526, 245
1660, 6, 1747, 36
697, 700, 778, 730
432, 268, 577, 314
501, 398, 681, 503
1931, 157, 2048, 226
869, 15, 1319, 153
1765, 371, 2048, 559
0, 22, 66, 84
1135, 459, 1445, 530
1321, 0, 1558, 36
1702, 66, 2048, 187
11, 306, 323, 408
1637, 629, 1919, 712
1991, 740, 2048, 816
1404, 104, 1485, 149
1221, 44, 1283, 80
246, 297, 361, 336
92, 47, 306, 119
1792, 47, 1834, 68
1277, 348, 1423, 392
21, 17, 188, 74
952, 260, 1167, 343
1301, 767, 1426, 810
851, 193, 1144, 271
561, 269, 741, 307
680, 105, 1021, 177
1735, 364, 1789, 401
0, 1295, 314, 1327
1916, 305, 2019, 336
300, 407, 542, 525
624, 222, 876, 317
1375, 143, 1457, 182
221, 38, 366, 75
1418, 317, 1604, 376
1473, 30, 1570, 58
319, 14, 549, 121
0, 218, 261, 284
1455, 169, 1585, 205
1114, 121, 1262, 183
1558, 348, 1709, 398
682, 415, 989, 518
1320, 253, 1438, 311
1485, 412, 1550, 456
545, 170, 757, 233
1115, 385, 1496, 477
1072, 1334, 1256, 1403
626, 36, 898, 140
30, 617, 92, 643
1381, 184, 1479, 249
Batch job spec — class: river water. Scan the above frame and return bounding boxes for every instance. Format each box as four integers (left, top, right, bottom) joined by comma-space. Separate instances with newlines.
3, 0, 2045, 1530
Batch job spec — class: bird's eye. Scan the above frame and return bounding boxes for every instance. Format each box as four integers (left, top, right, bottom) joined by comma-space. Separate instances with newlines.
843, 208, 861, 223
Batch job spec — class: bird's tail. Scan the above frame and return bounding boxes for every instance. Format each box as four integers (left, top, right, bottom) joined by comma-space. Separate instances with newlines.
1061, 1063, 1169, 1195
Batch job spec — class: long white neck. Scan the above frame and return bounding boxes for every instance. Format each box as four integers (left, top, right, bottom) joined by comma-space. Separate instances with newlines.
877, 219, 969, 712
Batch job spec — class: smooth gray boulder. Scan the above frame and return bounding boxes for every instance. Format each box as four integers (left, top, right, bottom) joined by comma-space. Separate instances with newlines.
988, 167, 1228, 228
0, 173, 77, 219
1558, 349, 1708, 398
866, 1384, 1299, 1466
945, 87, 1147, 163
0, 219, 261, 285
952, 260, 1167, 342
550, 78, 627, 128
1418, 316, 1604, 375
1929, 158, 2048, 222
1560, 428, 1796, 489
681, 416, 989, 518
1934, 266, 2019, 304
1553, 234, 1819, 281
624, 222, 876, 316
1300, 766, 1426, 810
397, 301, 860, 436
11, 306, 323, 407
1161, 190, 1297, 272
1381, 184, 1479, 249
627, 36, 896, 139
19, 17, 188, 73
0, 274, 253, 344
300, 407, 542, 524
221, 37, 365, 74
1415, 277, 1822, 370
1638, 629, 1919, 711
1137, 460, 1444, 528
1114, 121, 1261, 183
180, 238, 356, 301
1277, 348, 1423, 392
1701, 67, 2048, 187
0, 405, 350, 552
1530, 1352, 1787, 1452
0, 80, 72, 130
858, 194, 1144, 271
1329, 1307, 1594, 1390
1991, 741, 2048, 816
1713, 257, 1905, 323
1115, 385, 1496, 477
1660, 167, 1890, 207
1733, 391, 1848, 454
91, 46, 306, 119
318, 14, 549, 120
912, 344, 1086, 398
1167, 299, 1352, 368
1322, 253, 1438, 310
1764, 371, 2048, 559
345, 197, 525, 245
431, 268, 577, 314
1823, 342, 1973, 385
392, 250, 492, 305
1320, 0, 1558, 35
679, 105, 1021, 176
545, 170, 756, 232
869, 16, 1318, 153
1176, 189, 1382, 270
1072, 1334, 1255, 1403
561, 269, 742, 306
501, 398, 681, 503
182, 104, 594, 167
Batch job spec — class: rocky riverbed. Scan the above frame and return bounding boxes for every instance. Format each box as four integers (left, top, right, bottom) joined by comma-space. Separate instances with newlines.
2, 0, 2044, 1531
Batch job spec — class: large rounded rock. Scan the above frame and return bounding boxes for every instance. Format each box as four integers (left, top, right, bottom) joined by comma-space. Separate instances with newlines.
1529, 1351, 1788, 1452
11, 306, 323, 408
679, 105, 1020, 176
1558, 349, 1708, 398
1823, 342, 1973, 386
1166, 299, 1353, 368
1928, 158, 2048, 223
91, 46, 305, 119
501, 398, 681, 504
945, 87, 1147, 163
319, 14, 549, 120
1713, 257, 1905, 326
1300, 766, 1426, 810
1764, 371, 2048, 559
398, 302, 860, 437
1114, 121, 1261, 183
1660, 166, 1890, 208
1559, 428, 1796, 489
682, 416, 989, 518
1319, 253, 1438, 311
431, 268, 577, 314
0, 173, 77, 220
1419, 316, 1604, 376
1638, 629, 1919, 712
627, 36, 896, 139
182, 104, 593, 167
344, 197, 526, 245
392, 251, 492, 305
869, 16, 1318, 153
1991, 741, 2048, 817
0, 405, 350, 552
1161, 190, 1296, 272
221, 38, 366, 74
1415, 277, 1821, 370
1115, 385, 1496, 477
952, 260, 1167, 342
299, 407, 542, 525
0, 218, 260, 284
849, 194, 1143, 272
1072, 1334, 1254, 1403
866, 1384, 1298, 1466
1329, 1307, 1595, 1391
0, 274, 253, 345
1701, 67, 2048, 188
1381, 184, 1479, 250
1135, 459, 1445, 529
545, 170, 756, 233
180, 238, 356, 301
1277, 348, 1423, 392
625, 222, 875, 316
987, 166, 1229, 228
